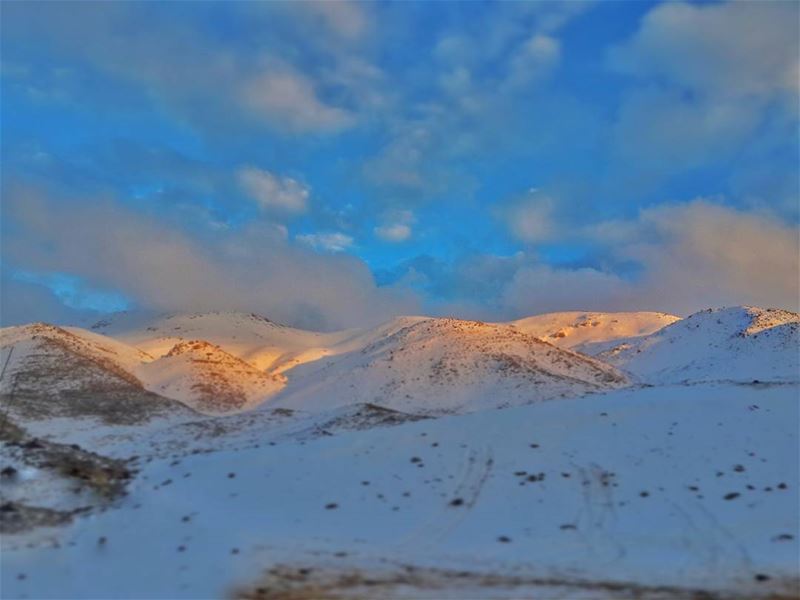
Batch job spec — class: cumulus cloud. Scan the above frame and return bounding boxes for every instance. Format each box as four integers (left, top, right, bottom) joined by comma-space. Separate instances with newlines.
610, 201, 800, 313
0, 275, 100, 327
361, 3, 589, 201
505, 34, 561, 89
375, 210, 415, 242
501, 265, 628, 316
297, 1, 369, 41
241, 67, 356, 133
2, 184, 418, 331
502, 192, 558, 244
500, 200, 800, 317
237, 167, 310, 214
375, 224, 411, 243
296, 232, 354, 253
2, 2, 365, 137
609, 1, 799, 103
612, 88, 762, 168
608, 1, 799, 172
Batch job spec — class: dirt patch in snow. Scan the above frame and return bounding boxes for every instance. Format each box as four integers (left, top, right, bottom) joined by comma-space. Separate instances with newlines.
233, 562, 800, 600
0, 412, 135, 534
313, 403, 429, 434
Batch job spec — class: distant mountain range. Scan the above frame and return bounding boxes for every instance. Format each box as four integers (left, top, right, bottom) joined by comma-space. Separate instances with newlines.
2, 306, 797, 419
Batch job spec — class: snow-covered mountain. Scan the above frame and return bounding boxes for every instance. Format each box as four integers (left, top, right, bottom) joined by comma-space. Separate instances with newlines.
598, 306, 800, 384
6, 306, 797, 417
0, 324, 188, 424
507, 310, 681, 353
136, 340, 284, 414
0, 323, 284, 417
89, 310, 436, 376
271, 317, 628, 414
90, 311, 346, 372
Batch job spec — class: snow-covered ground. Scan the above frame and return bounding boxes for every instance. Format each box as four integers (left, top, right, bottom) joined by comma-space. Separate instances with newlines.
1, 306, 798, 599
2, 383, 797, 599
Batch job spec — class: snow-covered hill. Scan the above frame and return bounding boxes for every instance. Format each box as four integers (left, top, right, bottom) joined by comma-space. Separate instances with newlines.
507, 311, 680, 353
136, 340, 285, 414
598, 306, 800, 384
6, 307, 797, 417
0, 323, 283, 417
0, 324, 189, 424
91, 311, 345, 372
89, 311, 436, 377
272, 317, 628, 414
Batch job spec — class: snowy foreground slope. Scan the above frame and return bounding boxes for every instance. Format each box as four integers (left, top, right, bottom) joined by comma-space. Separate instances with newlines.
1, 306, 798, 599
1, 384, 797, 599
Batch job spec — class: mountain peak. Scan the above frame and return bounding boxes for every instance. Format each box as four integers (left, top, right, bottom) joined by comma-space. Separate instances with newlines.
599, 305, 799, 384
272, 315, 628, 415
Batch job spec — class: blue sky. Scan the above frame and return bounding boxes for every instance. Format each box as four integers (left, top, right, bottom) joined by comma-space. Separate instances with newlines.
1, 1, 798, 330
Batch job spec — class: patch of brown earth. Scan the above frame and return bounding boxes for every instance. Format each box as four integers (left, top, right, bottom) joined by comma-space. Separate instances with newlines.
0, 412, 135, 534
234, 563, 800, 600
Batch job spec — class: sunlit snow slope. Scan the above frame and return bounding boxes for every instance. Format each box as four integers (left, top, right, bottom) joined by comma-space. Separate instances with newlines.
598, 306, 800, 384
271, 317, 628, 414
135, 340, 284, 414
0, 324, 189, 423
2, 383, 796, 599
507, 311, 680, 354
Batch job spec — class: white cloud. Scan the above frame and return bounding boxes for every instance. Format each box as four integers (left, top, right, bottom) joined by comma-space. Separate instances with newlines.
3, 184, 418, 331
240, 67, 355, 133
609, 1, 799, 103
375, 223, 411, 243
296, 232, 354, 253
611, 200, 800, 313
503, 192, 558, 244
363, 125, 433, 192
612, 87, 762, 168
237, 166, 310, 214
608, 1, 799, 172
375, 210, 415, 242
2, 3, 373, 138
298, 1, 369, 41
0, 275, 99, 327
506, 34, 561, 88
502, 264, 628, 316
500, 200, 800, 317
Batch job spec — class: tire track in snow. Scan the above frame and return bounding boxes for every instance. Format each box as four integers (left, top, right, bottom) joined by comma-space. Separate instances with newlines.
395, 443, 495, 552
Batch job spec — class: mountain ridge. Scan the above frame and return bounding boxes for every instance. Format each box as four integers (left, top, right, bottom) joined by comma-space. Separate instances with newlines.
3, 305, 797, 419
598, 306, 799, 384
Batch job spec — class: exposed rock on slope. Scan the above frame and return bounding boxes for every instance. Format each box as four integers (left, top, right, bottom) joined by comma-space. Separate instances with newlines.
508, 311, 680, 354
272, 318, 628, 414
136, 340, 285, 414
598, 306, 800, 384
0, 324, 190, 424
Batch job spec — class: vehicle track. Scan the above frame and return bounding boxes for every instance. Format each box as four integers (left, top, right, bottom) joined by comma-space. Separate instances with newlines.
395, 442, 495, 551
